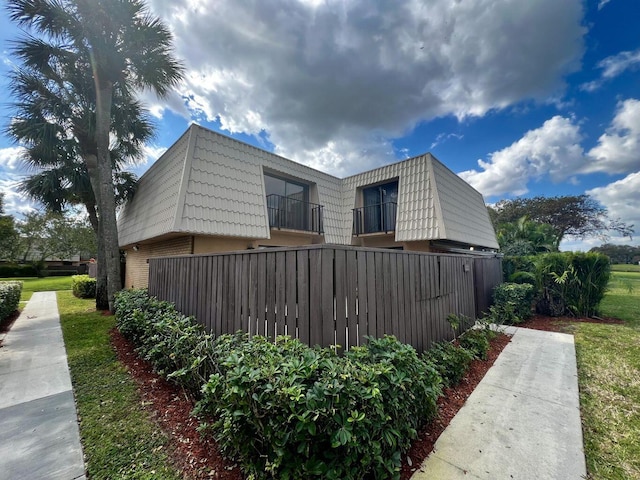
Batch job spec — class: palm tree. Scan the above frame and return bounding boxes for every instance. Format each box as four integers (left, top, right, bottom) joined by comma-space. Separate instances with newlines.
8, 0, 183, 310
8, 63, 152, 308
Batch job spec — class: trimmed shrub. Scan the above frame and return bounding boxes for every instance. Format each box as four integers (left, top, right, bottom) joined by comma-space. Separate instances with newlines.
0, 264, 38, 278
423, 341, 474, 387
196, 334, 442, 480
114, 289, 215, 398
0, 281, 22, 321
458, 328, 496, 360
71, 275, 96, 299
491, 282, 535, 324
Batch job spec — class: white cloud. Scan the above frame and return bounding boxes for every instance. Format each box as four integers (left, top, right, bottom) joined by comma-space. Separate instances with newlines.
460, 98, 640, 198
597, 0, 612, 10
459, 116, 585, 197
581, 48, 640, 91
430, 132, 463, 150
0, 146, 24, 170
586, 171, 640, 244
146, 0, 585, 174
586, 98, 640, 174
0, 173, 34, 217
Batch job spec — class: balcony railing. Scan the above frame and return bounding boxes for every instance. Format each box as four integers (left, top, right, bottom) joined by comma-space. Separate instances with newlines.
352, 202, 397, 235
266, 194, 324, 234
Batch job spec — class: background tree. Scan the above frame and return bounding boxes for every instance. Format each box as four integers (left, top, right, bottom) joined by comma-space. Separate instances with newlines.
8, 0, 183, 310
0, 193, 20, 261
590, 244, 640, 264
495, 216, 559, 256
13, 210, 97, 264
489, 195, 634, 249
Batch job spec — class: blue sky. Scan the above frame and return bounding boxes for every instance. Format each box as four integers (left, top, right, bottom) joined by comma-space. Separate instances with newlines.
1, 0, 639, 251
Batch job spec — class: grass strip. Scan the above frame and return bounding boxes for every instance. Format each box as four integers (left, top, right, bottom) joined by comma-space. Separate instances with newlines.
57, 291, 182, 480
576, 272, 640, 479
0, 276, 74, 301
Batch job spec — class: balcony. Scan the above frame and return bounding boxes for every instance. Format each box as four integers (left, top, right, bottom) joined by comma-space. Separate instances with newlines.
266, 194, 324, 234
352, 202, 397, 235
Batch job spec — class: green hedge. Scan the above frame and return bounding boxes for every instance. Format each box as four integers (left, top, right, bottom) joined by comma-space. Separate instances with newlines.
500, 252, 611, 317
423, 341, 474, 387
72, 275, 96, 299
491, 282, 535, 324
0, 281, 23, 321
0, 264, 38, 278
114, 289, 444, 479
44, 269, 79, 277
534, 252, 610, 317
196, 334, 441, 479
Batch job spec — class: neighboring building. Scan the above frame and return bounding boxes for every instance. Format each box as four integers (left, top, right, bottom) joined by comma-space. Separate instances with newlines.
118, 124, 498, 288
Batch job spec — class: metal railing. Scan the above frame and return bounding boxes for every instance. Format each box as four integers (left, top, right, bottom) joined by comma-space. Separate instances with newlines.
266, 194, 324, 234
352, 202, 397, 235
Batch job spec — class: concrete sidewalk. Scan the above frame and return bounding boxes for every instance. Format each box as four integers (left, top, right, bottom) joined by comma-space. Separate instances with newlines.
0, 291, 85, 480
412, 326, 587, 480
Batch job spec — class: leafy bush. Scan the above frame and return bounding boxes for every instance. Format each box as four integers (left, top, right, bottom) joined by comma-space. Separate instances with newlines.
533, 252, 610, 317
458, 328, 496, 360
196, 334, 442, 480
0, 281, 22, 321
508, 270, 536, 285
72, 275, 96, 298
114, 289, 214, 398
0, 264, 38, 277
502, 255, 535, 282
423, 341, 474, 387
491, 282, 535, 324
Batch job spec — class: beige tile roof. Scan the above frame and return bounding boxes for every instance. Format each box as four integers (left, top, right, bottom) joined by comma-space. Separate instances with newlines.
118, 124, 498, 249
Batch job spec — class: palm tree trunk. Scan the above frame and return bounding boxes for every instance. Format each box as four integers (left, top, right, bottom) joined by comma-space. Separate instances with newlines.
83, 200, 108, 309
95, 81, 122, 311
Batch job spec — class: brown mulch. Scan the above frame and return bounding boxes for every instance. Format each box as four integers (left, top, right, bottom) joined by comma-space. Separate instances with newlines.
110, 329, 243, 480
518, 313, 624, 332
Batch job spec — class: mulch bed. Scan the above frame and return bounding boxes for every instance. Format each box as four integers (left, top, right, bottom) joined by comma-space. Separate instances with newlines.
110, 329, 243, 480
111, 329, 512, 480
518, 313, 624, 332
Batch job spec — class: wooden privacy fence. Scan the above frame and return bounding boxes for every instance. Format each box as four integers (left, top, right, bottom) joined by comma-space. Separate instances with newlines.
148, 245, 502, 353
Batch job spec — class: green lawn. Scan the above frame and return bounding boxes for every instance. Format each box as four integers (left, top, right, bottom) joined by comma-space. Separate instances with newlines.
0, 276, 74, 301
575, 271, 640, 479
611, 264, 640, 273
57, 292, 182, 480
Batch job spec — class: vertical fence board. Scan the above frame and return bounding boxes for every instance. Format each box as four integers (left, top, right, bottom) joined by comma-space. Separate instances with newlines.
297, 251, 310, 344
285, 250, 297, 338
309, 249, 322, 347
346, 250, 358, 349
321, 249, 335, 348
265, 252, 276, 338
275, 252, 286, 337
366, 252, 377, 340
356, 251, 368, 345
334, 249, 347, 351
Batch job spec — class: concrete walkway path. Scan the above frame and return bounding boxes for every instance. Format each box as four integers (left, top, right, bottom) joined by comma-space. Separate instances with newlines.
412, 326, 587, 480
0, 291, 85, 480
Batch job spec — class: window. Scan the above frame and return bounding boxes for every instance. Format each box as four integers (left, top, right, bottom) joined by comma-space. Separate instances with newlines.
264, 173, 323, 233
355, 180, 398, 234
